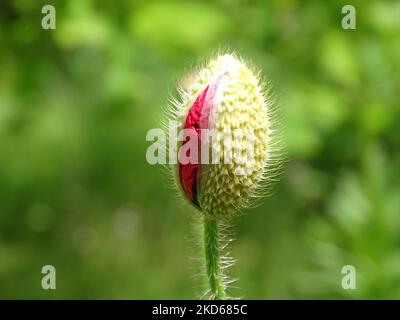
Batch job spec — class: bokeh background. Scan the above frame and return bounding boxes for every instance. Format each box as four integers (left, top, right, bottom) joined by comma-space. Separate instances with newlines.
0, 0, 399, 299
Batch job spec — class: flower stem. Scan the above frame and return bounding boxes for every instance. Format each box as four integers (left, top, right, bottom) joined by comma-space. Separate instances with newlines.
203, 216, 226, 300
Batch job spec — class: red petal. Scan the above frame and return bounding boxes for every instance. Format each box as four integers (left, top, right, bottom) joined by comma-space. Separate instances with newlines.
179, 86, 209, 206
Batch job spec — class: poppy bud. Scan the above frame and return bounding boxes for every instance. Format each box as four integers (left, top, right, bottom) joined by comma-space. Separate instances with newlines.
165, 53, 279, 299
172, 53, 272, 217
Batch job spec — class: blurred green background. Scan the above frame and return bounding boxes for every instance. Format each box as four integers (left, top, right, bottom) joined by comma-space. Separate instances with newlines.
0, 0, 399, 299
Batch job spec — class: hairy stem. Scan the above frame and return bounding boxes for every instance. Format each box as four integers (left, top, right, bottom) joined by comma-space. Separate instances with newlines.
203, 216, 226, 300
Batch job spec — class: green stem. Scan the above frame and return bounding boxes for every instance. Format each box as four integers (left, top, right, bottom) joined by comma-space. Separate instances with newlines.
203, 216, 226, 300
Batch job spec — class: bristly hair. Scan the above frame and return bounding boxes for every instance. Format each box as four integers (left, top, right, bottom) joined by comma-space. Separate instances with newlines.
187, 215, 239, 300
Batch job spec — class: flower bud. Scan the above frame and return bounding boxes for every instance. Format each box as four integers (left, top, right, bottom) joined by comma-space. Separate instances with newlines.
170, 53, 274, 216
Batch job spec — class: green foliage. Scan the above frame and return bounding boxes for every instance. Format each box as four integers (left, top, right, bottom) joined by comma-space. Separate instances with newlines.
0, 0, 399, 298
